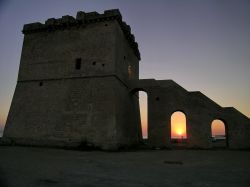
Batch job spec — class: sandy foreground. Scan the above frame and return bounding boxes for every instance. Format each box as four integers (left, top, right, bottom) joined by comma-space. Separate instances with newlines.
0, 146, 249, 187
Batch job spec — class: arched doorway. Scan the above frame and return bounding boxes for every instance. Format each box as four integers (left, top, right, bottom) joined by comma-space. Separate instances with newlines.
139, 91, 148, 139
170, 111, 187, 144
211, 119, 227, 148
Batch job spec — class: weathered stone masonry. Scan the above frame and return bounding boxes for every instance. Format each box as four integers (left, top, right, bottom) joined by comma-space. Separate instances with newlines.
2, 9, 250, 150
129, 79, 250, 149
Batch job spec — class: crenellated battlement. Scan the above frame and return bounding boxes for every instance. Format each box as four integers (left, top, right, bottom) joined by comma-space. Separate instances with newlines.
22, 9, 140, 60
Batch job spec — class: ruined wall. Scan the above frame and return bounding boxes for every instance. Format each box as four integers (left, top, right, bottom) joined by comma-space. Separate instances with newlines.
3, 10, 141, 150
129, 79, 250, 149
222, 107, 250, 149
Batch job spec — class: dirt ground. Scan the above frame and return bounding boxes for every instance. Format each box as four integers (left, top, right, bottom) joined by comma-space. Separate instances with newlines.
0, 146, 249, 187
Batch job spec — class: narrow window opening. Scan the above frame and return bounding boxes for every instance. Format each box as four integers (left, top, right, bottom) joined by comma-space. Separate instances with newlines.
139, 91, 148, 139
39, 82, 43, 86
105, 24, 108, 26
102, 63, 105, 67
128, 65, 133, 79
124, 56, 126, 60
155, 97, 159, 101
75, 58, 81, 70
92, 61, 96, 65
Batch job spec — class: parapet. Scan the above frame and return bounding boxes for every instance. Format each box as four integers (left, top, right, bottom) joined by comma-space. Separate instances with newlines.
22, 9, 140, 60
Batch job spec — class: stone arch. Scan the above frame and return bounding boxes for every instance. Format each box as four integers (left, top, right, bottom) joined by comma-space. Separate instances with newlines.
130, 87, 148, 95
170, 110, 187, 143
210, 118, 228, 148
130, 88, 149, 140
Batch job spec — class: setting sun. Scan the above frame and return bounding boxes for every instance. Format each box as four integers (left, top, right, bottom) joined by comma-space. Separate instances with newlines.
171, 112, 187, 139
177, 128, 183, 136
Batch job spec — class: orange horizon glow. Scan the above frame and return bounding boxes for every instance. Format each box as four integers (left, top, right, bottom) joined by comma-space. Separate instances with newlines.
211, 119, 226, 137
171, 111, 187, 139
0, 116, 6, 129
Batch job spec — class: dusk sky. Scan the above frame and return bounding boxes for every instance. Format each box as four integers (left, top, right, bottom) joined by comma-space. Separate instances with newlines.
0, 0, 249, 134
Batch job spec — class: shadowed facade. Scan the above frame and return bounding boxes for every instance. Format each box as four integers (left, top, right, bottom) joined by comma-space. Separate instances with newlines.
129, 79, 250, 149
2, 9, 250, 150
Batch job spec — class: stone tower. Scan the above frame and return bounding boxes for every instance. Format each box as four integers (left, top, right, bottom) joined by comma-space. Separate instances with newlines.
3, 9, 250, 150
3, 9, 142, 150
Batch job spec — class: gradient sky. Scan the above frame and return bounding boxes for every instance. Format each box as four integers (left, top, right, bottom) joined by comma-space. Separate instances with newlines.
0, 0, 249, 134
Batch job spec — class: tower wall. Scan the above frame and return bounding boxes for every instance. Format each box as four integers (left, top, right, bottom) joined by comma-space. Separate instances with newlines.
3, 10, 141, 150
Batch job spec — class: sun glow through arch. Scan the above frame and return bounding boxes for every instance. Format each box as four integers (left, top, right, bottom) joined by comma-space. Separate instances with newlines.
211, 119, 226, 137
211, 119, 228, 148
171, 111, 187, 139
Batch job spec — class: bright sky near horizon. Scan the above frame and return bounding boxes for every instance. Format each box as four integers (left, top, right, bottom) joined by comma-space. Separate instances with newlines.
0, 0, 249, 136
